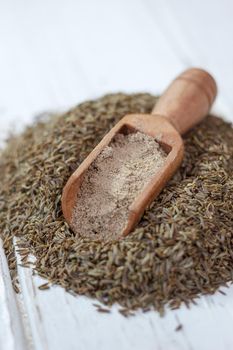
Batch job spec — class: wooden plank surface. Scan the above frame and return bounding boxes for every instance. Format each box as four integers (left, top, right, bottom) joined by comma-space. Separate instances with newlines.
0, 242, 29, 350
0, 1, 233, 349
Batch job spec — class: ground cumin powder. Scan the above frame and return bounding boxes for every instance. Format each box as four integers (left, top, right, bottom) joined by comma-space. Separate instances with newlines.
71, 131, 166, 240
0, 93, 233, 316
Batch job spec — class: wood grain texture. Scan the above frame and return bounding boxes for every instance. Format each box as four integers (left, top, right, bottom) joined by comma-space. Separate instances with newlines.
152, 68, 217, 134
0, 0, 233, 349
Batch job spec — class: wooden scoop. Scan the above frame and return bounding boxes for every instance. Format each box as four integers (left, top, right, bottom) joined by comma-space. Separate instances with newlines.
62, 68, 217, 237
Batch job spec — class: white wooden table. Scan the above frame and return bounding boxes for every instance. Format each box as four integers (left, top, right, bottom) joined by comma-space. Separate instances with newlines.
1, 1, 233, 349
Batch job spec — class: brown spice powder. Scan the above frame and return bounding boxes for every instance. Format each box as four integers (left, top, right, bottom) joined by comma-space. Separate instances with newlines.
71, 132, 166, 240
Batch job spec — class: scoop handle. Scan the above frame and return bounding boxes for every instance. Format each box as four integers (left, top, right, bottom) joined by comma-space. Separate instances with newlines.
152, 68, 217, 135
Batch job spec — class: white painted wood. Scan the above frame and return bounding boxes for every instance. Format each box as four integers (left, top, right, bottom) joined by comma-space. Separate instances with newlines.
145, 0, 233, 120
0, 0, 233, 349
15, 260, 233, 350
0, 241, 28, 350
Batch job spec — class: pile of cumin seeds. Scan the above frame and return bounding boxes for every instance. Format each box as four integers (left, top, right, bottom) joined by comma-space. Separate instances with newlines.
0, 93, 233, 316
